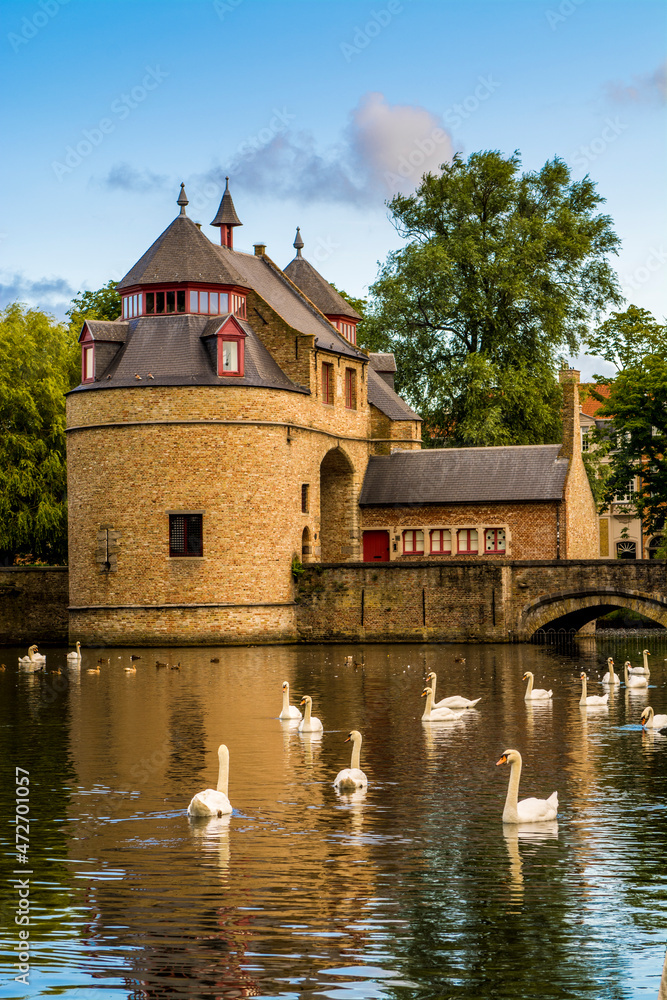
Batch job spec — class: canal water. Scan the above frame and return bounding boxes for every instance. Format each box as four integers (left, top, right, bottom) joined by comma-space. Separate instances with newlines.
1, 638, 666, 999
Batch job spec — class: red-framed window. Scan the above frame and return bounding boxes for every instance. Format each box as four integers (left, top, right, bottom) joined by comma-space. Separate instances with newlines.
82, 345, 95, 383
484, 528, 506, 553
216, 317, 246, 377
345, 368, 357, 409
430, 529, 452, 554
457, 528, 478, 554
403, 529, 424, 554
322, 362, 334, 404
122, 293, 144, 319
169, 514, 203, 557
189, 290, 230, 315
231, 293, 247, 319
128, 288, 246, 318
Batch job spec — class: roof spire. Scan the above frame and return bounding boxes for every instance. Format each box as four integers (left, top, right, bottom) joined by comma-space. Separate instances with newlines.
177, 182, 188, 216
293, 226, 304, 258
211, 177, 242, 247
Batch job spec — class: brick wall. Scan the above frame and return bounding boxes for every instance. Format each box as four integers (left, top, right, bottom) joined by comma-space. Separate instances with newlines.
0, 568, 69, 644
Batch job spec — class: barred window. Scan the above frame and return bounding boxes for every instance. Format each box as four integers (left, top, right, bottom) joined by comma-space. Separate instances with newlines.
169, 514, 203, 557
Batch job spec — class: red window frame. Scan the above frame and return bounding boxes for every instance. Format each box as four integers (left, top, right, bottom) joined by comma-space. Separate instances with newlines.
430, 529, 452, 554
403, 529, 424, 554
82, 344, 95, 383
457, 528, 478, 554
484, 528, 506, 554
345, 368, 356, 409
169, 514, 203, 557
322, 362, 334, 404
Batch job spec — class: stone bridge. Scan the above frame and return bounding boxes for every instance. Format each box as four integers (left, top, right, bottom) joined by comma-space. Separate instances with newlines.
295, 559, 667, 643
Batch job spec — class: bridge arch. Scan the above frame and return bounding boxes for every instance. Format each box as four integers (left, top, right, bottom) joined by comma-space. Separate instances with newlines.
518, 587, 667, 638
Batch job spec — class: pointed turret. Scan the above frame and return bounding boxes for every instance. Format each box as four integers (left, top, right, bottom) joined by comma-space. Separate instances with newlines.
177, 182, 188, 216
211, 177, 242, 248
293, 226, 304, 258
284, 229, 361, 344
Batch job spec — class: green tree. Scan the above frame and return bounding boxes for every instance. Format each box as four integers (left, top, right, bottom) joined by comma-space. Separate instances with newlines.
359, 150, 622, 446
67, 278, 120, 333
591, 353, 667, 541
586, 304, 667, 372
0, 304, 79, 565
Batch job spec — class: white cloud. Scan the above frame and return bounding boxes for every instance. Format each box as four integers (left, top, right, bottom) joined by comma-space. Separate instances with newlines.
0, 272, 76, 317
605, 62, 666, 106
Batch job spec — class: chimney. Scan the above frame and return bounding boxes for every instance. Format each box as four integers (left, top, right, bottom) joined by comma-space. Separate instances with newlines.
254, 243, 266, 257
558, 367, 581, 460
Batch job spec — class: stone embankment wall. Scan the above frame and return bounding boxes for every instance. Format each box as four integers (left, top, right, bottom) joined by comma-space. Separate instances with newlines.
0, 568, 69, 644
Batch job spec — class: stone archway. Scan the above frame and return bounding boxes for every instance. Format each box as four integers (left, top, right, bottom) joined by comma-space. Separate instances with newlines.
519, 588, 667, 639
301, 526, 312, 563
319, 447, 356, 563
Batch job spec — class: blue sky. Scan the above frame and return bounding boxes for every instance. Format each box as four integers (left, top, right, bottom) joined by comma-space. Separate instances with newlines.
1, 0, 665, 376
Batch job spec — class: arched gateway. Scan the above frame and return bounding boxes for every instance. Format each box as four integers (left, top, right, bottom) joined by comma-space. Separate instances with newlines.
319, 447, 357, 563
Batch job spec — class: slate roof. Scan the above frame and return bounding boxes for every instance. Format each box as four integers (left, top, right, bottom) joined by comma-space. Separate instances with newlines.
218, 247, 367, 361
81, 321, 128, 343
368, 352, 397, 374
367, 367, 420, 421
211, 180, 242, 227
283, 255, 361, 320
68, 314, 305, 394
117, 215, 248, 290
359, 445, 568, 506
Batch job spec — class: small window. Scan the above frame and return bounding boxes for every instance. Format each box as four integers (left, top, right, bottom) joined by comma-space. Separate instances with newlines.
431, 529, 451, 554
458, 528, 478, 554
301, 484, 310, 513
210, 292, 219, 314
177, 290, 186, 313
166, 290, 175, 313
82, 345, 94, 382
220, 292, 229, 313
485, 528, 506, 554
122, 297, 128, 319
322, 363, 334, 405
169, 514, 203, 557
156, 291, 165, 314
613, 480, 636, 503
345, 368, 357, 409
222, 341, 238, 371
199, 291, 209, 314
403, 529, 424, 554
616, 540, 636, 560
146, 292, 155, 314
189, 290, 198, 312
231, 293, 246, 318
648, 536, 663, 558
581, 428, 590, 452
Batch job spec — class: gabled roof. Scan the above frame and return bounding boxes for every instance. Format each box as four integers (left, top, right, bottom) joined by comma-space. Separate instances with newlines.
580, 382, 611, 418
359, 445, 568, 506
79, 320, 128, 343
367, 367, 420, 421
117, 214, 248, 290
68, 314, 305, 394
283, 255, 361, 320
368, 352, 397, 374
217, 247, 367, 361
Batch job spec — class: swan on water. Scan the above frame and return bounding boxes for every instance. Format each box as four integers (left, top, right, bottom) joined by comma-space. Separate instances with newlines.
641, 706, 667, 730
298, 695, 323, 733
579, 672, 609, 706
187, 744, 233, 817
425, 671, 481, 709
624, 661, 648, 690
66, 641, 82, 662
602, 657, 620, 685
279, 681, 302, 720
18, 645, 46, 670
333, 731, 368, 790
628, 650, 651, 677
523, 672, 553, 701
421, 687, 464, 722
496, 748, 558, 823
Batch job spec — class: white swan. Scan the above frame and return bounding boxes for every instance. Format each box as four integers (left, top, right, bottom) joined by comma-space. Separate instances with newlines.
425, 671, 481, 709
602, 657, 620, 685
66, 641, 82, 662
421, 687, 464, 722
279, 680, 302, 720
628, 650, 651, 677
641, 706, 667, 730
624, 661, 648, 689
496, 748, 558, 823
298, 695, 323, 733
333, 730, 368, 790
579, 672, 609, 706
523, 671, 552, 701
18, 645, 46, 670
187, 744, 233, 817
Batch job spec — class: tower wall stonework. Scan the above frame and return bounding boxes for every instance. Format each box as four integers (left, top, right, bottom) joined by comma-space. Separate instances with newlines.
66, 384, 371, 644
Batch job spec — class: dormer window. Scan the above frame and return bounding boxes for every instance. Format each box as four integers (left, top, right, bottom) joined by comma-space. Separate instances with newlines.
82, 345, 95, 383
214, 317, 246, 377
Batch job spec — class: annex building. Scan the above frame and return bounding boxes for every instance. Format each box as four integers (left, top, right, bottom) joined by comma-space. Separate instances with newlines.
66, 184, 598, 645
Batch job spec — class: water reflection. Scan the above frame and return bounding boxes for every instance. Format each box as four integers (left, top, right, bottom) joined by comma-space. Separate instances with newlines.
0, 637, 666, 999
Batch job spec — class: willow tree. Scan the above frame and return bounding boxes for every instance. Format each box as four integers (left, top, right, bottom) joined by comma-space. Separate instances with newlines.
360, 150, 622, 446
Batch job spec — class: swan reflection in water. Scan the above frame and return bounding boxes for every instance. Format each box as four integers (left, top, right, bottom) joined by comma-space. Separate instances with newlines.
188, 812, 231, 874
503, 820, 559, 908
334, 787, 367, 838
524, 698, 553, 736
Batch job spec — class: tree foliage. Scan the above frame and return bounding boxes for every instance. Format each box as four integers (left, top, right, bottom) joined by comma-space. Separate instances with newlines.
0, 304, 79, 564
358, 150, 622, 446
586, 304, 667, 373
66, 279, 120, 332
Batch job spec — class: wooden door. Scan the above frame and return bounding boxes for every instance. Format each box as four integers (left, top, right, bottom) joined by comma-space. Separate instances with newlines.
363, 530, 390, 562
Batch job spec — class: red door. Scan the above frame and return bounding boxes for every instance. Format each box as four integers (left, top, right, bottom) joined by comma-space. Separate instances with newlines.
363, 530, 390, 562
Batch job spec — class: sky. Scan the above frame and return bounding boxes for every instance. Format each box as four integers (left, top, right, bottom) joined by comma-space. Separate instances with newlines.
1, 0, 665, 378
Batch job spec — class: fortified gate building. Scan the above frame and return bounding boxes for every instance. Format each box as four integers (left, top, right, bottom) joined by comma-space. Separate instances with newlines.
66, 184, 598, 645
